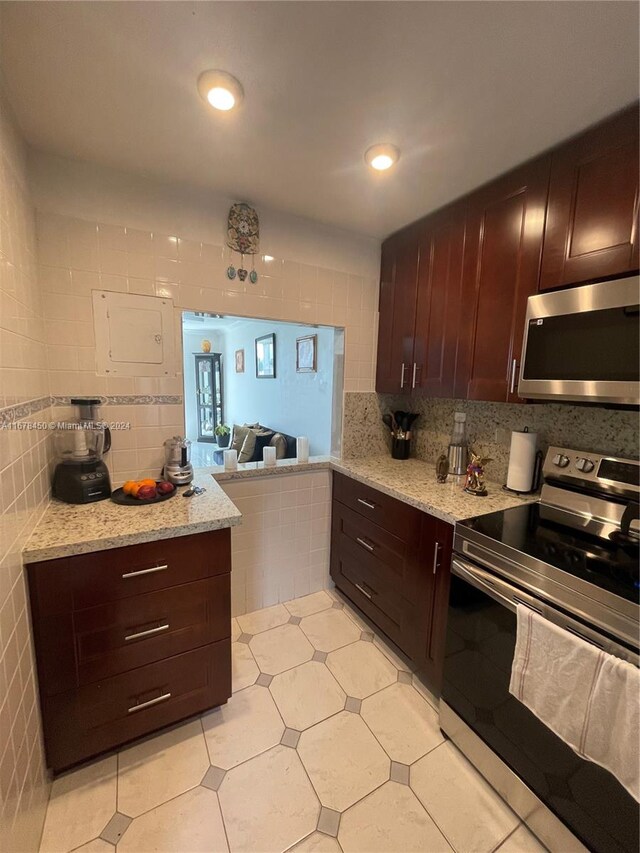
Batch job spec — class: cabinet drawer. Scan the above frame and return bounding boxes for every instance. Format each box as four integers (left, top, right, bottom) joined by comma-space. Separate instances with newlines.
43, 640, 231, 772
330, 539, 418, 658
29, 529, 231, 615
332, 502, 418, 602
333, 472, 422, 543
35, 576, 230, 695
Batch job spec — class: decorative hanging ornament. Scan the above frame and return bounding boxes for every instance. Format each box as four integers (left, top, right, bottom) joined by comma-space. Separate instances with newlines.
227, 202, 260, 284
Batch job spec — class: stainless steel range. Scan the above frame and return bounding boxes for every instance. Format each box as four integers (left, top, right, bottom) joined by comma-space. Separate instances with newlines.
441, 446, 639, 853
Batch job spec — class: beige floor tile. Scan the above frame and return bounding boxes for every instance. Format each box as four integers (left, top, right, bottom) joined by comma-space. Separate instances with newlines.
339, 781, 451, 853
497, 824, 548, 852
270, 661, 346, 730
202, 684, 284, 768
250, 623, 314, 675
118, 719, 209, 818
411, 742, 519, 853
297, 711, 389, 811
232, 640, 259, 691
237, 603, 290, 634
231, 617, 241, 641
118, 786, 228, 853
284, 590, 334, 618
72, 841, 115, 853
300, 608, 361, 652
326, 641, 397, 699
39, 755, 116, 853
288, 831, 342, 852
360, 682, 444, 763
219, 745, 319, 852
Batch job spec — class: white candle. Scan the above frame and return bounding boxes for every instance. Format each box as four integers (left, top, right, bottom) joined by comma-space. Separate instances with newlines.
263, 446, 276, 466
297, 436, 309, 463
224, 449, 238, 471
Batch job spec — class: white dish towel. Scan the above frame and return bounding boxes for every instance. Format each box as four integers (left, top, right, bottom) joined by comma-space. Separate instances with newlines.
509, 603, 639, 802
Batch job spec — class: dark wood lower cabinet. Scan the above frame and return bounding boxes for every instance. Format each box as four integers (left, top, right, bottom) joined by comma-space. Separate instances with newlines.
330, 473, 453, 691
27, 529, 232, 772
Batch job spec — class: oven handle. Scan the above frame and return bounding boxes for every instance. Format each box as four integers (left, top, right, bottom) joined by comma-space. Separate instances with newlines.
451, 557, 639, 666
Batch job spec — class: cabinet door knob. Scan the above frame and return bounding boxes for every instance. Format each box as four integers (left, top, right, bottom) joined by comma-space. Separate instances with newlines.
356, 498, 376, 510
509, 358, 519, 395
400, 363, 406, 389
127, 692, 172, 714
125, 623, 170, 642
356, 536, 375, 553
122, 564, 168, 579
412, 363, 418, 389
354, 582, 373, 600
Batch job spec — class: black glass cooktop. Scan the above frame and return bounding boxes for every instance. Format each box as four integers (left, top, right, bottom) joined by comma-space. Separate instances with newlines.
458, 502, 640, 605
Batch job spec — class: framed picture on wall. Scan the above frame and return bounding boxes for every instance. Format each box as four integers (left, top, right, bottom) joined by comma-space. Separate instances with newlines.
255, 333, 276, 379
296, 334, 317, 373
235, 348, 245, 373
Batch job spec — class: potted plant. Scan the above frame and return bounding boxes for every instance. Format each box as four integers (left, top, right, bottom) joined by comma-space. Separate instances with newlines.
215, 423, 231, 448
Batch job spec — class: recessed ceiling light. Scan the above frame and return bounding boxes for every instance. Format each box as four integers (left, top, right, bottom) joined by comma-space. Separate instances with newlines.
197, 70, 244, 111
365, 143, 400, 171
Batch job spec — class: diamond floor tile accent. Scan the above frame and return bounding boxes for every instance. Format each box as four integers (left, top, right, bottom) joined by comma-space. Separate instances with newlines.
232, 640, 259, 692
237, 603, 290, 634
289, 615, 302, 624
317, 806, 341, 837
312, 650, 328, 663
360, 631, 374, 642
344, 697, 362, 713
338, 781, 451, 853
100, 812, 132, 845
219, 745, 319, 853
270, 661, 346, 730
288, 831, 342, 852
284, 590, 334, 618
236, 632, 252, 644
256, 672, 273, 687
411, 741, 519, 853
250, 622, 315, 675
360, 682, 444, 764
118, 720, 210, 818
202, 684, 284, 769
326, 641, 398, 699
281, 728, 302, 748
118, 786, 228, 853
398, 670, 413, 684
389, 761, 410, 785
298, 712, 390, 812
201, 766, 227, 792
39, 755, 117, 853
300, 608, 361, 652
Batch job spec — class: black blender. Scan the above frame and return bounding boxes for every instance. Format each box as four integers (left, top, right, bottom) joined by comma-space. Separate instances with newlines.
52, 398, 112, 503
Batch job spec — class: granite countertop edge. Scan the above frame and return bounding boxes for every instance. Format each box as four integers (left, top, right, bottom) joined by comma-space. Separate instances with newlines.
23, 454, 537, 564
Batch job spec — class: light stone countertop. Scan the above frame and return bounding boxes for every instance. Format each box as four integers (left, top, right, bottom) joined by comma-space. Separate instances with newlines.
22, 470, 242, 564
23, 454, 537, 563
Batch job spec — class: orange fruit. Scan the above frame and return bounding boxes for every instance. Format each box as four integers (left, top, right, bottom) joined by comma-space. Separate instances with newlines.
122, 480, 136, 496
128, 482, 143, 497
139, 478, 156, 488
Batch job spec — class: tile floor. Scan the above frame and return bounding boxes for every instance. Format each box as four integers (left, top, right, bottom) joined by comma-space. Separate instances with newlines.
38, 588, 547, 853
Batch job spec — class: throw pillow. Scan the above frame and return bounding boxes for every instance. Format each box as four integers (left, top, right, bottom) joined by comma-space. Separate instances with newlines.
244, 422, 260, 429
270, 432, 287, 459
231, 424, 250, 454
251, 430, 276, 462
238, 429, 258, 463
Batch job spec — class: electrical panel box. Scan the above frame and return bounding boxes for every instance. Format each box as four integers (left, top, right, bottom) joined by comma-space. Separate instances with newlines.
92, 291, 176, 376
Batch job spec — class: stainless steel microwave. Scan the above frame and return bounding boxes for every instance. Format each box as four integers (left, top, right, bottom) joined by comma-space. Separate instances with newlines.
518, 276, 639, 406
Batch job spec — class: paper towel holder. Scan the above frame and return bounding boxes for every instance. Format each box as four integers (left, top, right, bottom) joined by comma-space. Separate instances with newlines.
502, 450, 543, 495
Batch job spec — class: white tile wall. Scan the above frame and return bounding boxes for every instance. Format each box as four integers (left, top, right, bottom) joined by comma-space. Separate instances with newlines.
0, 89, 51, 852
221, 471, 332, 616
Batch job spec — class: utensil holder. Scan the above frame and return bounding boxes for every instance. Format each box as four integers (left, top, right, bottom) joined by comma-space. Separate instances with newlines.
391, 438, 411, 460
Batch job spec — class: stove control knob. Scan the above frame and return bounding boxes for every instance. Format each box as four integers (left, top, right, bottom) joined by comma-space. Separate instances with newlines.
552, 454, 570, 468
576, 457, 595, 473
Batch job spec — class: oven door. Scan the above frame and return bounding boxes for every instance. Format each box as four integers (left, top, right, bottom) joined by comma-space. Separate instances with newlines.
441, 556, 639, 853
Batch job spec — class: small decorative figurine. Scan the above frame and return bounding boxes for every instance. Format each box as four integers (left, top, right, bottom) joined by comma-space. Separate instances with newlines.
464, 451, 493, 496
436, 454, 449, 483
226, 265, 237, 280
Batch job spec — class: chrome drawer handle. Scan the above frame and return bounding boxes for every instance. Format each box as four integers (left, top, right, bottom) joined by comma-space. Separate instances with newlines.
125, 623, 170, 642
356, 537, 375, 552
357, 498, 376, 510
432, 542, 441, 575
128, 692, 172, 714
122, 565, 168, 579
354, 582, 372, 600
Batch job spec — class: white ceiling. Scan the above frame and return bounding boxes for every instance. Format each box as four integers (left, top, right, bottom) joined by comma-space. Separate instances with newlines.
1, 1, 638, 238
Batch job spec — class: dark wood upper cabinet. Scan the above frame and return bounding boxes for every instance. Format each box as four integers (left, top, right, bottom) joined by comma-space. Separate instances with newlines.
375, 225, 420, 394
540, 104, 639, 290
455, 156, 551, 403
413, 203, 466, 397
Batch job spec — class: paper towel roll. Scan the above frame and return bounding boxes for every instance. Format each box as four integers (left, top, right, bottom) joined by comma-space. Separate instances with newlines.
506, 430, 537, 492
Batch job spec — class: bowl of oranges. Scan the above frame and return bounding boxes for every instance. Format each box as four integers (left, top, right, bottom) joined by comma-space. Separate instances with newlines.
111, 478, 177, 506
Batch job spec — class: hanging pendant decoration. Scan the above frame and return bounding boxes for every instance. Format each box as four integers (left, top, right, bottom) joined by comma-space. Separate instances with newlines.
227, 202, 260, 285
